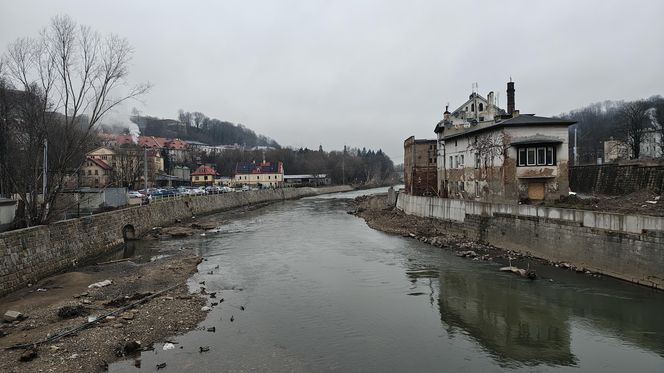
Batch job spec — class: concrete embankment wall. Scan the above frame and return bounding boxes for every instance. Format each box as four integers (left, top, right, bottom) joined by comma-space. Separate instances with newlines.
0, 186, 351, 296
397, 194, 664, 289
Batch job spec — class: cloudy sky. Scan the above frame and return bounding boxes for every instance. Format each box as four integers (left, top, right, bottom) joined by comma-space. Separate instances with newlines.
1, 0, 663, 162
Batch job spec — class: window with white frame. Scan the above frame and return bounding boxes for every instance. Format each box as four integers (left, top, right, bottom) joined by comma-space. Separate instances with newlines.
518, 145, 556, 167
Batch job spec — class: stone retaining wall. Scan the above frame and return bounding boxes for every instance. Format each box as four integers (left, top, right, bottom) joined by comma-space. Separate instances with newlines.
397, 193, 664, 289
0, 186, 351, 296
570, 163, 664, 195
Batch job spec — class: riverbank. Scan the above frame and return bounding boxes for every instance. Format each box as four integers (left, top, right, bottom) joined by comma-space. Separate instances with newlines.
0, 250, 210, 372
351, 194, 602, 278
0, 186, 352, 297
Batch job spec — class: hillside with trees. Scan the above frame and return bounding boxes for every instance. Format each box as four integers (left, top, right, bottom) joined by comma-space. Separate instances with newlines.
129, 109, 279, 148
557, 96, 664, 164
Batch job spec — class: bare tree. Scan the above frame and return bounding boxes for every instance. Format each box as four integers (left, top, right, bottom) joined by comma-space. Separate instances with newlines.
467, 130, 510, 171
0, 15, 149, 227
192, 111, 207, 129
465, 130, 511, 197
651, 97, 664, 158
618, 100, 651, 159
111, 146, 144, 189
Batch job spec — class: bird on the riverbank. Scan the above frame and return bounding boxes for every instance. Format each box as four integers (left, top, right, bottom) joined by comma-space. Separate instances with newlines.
209, 292, 216, 298
230, 315, 234, 322
240, 306, 245, 311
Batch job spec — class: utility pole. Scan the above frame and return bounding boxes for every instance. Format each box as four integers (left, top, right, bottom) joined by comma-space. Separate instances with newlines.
342, 145, 346, 185
144, 147, 148, 192
42, 139, 48, 197
574, 126, 578, 165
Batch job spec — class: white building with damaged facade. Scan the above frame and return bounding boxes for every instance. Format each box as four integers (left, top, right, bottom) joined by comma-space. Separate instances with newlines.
434, 81, 576, 202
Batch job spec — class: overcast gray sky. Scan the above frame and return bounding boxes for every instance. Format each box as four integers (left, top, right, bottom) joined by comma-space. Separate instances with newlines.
2, 0, 663, 162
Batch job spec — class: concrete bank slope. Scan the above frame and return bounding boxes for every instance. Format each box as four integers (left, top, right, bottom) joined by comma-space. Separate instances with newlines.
0, 186, 351, 296
397, 193, 664, 289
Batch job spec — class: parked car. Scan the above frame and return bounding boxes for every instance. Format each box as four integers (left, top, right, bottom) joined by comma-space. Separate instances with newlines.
176, 187, 191, 196
127, 191, 145, 198
187, 187, 206, 196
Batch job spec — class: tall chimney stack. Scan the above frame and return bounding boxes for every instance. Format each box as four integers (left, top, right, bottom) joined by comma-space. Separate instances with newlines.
507, 80, 515, 116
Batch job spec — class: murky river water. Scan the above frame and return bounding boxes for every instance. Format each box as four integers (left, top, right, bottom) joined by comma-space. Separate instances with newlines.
110, 188, 664, 372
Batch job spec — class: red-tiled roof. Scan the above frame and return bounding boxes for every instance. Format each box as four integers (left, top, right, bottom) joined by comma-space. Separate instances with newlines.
87, 157, 113, 170
138, 136, 164, 148
165, 138, 188, 150
138, 136, 188, 149
99, 133, 135, 145
191, 165, 218, 176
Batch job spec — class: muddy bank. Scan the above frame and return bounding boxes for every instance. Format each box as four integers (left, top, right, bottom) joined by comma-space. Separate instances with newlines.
0, 251, 210, 373
350, 194, 601, 278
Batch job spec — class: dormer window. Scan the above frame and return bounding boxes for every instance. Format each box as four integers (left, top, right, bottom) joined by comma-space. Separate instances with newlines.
479, 103, 484, 111
471, 103, 475, 112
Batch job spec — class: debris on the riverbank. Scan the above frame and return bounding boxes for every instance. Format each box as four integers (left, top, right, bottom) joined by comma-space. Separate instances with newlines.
457, 250, 478, 258
88, 279, 112, 288
0, 253, 207, 373
500, 266, 537, 279
57, 305, 88, 319
3, 311, 25, 322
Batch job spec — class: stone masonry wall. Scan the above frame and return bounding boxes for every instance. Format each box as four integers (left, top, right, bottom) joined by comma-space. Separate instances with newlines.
397, 193, 664, 289
570, 163, 664, 195
0, 186, 351, 296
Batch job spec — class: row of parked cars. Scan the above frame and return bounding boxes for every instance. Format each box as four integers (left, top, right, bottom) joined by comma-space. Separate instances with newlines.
127, 185, 244, 200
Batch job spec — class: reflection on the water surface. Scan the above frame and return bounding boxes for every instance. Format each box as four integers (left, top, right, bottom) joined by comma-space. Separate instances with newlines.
419, 261, 664, 368
437, 269, 574, 367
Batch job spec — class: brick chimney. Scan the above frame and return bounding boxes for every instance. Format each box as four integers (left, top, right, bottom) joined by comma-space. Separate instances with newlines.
507, 81, 515, 116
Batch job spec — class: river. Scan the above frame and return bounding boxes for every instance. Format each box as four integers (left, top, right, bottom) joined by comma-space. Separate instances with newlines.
110, 187, 664, 372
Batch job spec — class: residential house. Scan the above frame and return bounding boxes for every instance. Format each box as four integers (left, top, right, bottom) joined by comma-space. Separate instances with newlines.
434, 81, 576, 202
403, 136, 438, 195
80, 146, 115, 187
138, 136, 189, 163
191, 165, 219, 186
80, 146, 164, 188
234, 160, 284, 188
